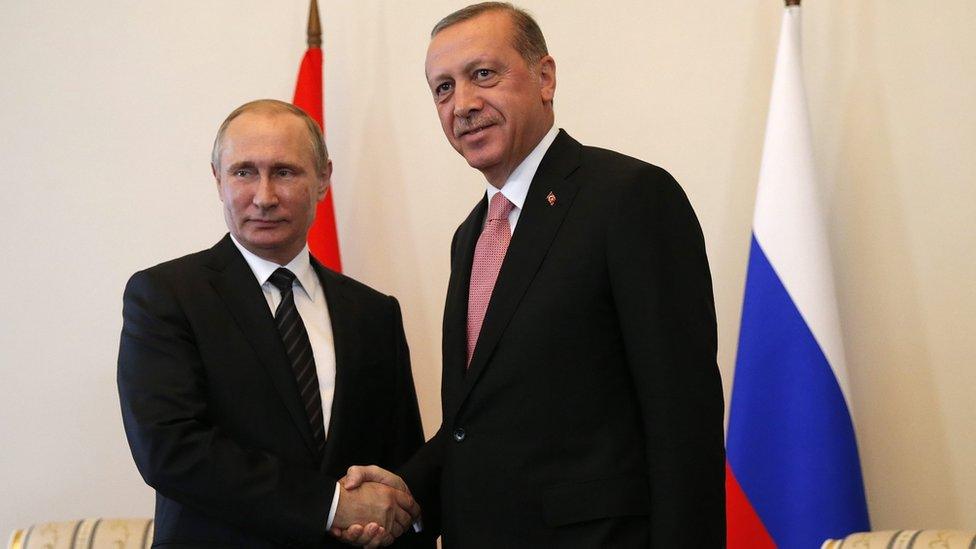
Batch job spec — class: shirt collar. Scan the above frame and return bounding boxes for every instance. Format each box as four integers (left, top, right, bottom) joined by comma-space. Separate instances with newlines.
485, 124, 559, 209
229, 235, 318, 301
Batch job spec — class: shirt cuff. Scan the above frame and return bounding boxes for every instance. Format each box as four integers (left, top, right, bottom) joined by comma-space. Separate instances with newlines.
325, 481, 341, 530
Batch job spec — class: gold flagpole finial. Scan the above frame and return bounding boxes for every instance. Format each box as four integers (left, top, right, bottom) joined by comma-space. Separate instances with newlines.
307, 0, 322, 48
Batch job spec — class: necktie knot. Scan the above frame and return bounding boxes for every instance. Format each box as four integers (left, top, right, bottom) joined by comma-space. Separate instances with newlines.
269, 268, 297, 294
487, 192, 515, 221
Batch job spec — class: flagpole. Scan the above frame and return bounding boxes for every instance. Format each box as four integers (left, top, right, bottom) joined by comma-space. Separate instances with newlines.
307, 0, 322, 48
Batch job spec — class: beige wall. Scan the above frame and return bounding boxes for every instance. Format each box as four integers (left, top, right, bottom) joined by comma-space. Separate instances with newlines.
1, 0, 972, 537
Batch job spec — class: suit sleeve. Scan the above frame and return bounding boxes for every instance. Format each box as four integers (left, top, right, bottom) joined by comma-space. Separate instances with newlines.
605, 168, 726, 545
383, 297, 438, 548
117, 269, 335, 546
383, 297, 426, 466
398, 425, 445, 539
396, 221, 471, 539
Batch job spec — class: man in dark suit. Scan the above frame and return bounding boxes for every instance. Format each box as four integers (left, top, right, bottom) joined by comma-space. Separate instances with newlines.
338, 3, 726, 547
118, 99, 431, 547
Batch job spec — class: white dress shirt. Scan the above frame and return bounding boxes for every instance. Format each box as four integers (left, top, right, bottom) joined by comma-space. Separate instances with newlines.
229, 236, 342, 528
483, 124, 559, 233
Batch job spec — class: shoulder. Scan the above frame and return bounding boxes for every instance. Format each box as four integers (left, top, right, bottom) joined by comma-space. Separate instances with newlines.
136, 246, 214, 277
562, 139, 704, 242
550, 130, 684, 199
121, 239, 235, 312
125, 246, 216, 292
313, 263, 400, 311
572, 143, 691, 214
582, 144, 678, 188
120, 247, 224, 333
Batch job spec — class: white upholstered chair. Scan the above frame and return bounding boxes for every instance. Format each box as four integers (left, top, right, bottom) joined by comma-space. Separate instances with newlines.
7, 518, 153, 549
822, 529, 976, 548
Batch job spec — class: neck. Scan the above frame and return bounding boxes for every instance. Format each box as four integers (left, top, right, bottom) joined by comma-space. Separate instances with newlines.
484, 170, 509, 189
482, 118, 554, 189
480, 153, 525, 189
245, 242, 304, 267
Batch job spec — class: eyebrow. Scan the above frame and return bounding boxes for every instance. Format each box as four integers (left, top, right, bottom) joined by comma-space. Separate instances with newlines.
225, 161, 255, 173
463, 57, 494, 73
427, 56, 496, 84
272, 162, 305, 173
224, 161, 305, 173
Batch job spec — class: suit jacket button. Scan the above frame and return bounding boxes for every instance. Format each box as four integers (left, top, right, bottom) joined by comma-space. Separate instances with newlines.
453, 427, 466, 442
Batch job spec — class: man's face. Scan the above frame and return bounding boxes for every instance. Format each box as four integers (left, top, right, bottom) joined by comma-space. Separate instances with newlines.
425, 10, 555, 187
213, 111, 330, 265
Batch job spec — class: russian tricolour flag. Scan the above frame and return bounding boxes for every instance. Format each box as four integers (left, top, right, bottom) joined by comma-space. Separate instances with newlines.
726, 4, 871, 548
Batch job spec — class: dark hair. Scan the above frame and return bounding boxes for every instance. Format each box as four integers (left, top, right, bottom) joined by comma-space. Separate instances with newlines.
431, 2, 548, 65
211, 99, 329, 176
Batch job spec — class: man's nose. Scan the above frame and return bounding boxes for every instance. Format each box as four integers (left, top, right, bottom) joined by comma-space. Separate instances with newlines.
453, 81, 483, 118
253, 176, 279, 209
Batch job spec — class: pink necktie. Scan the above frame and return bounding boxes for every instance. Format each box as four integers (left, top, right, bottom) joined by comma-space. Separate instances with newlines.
467, 192, 515, 367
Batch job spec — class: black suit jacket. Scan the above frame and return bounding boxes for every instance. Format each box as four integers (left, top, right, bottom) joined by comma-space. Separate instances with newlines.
401, 131, 726, 547
118, 235, 431, 548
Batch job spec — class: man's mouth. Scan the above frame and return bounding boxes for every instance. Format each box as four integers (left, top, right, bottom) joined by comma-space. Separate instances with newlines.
457, 122, 495, 138
247, 218, 284, 227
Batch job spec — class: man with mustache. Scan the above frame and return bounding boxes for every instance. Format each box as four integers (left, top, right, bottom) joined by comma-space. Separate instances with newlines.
118, 99, 432, 547
339, 2, 725, 547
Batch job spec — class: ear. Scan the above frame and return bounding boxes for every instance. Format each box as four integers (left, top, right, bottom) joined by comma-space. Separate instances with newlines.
538, 55, 556, 103
212, 162, 225, 202
316, 159, 333, 201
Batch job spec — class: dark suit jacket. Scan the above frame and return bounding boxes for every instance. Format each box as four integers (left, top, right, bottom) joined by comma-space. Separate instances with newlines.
118, 235, 431, 548
401, 130, 726, 547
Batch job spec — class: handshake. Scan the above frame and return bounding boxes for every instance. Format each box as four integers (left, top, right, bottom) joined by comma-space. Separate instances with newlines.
330, 465, 420, 547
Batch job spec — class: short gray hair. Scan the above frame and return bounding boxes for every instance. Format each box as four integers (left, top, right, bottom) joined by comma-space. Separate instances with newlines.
211, 99, 329, 176
431, 2, 548, 66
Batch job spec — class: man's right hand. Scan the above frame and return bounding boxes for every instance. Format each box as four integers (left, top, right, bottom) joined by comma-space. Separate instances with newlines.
331, 477, 419, 547
330, 466, 418, 547
341, 465, 412, 494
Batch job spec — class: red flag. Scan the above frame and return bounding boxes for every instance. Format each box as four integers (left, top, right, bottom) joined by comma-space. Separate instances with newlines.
293, 30, 342, 271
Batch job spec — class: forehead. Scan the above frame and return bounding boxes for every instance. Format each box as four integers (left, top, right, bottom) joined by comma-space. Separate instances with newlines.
425, 11, 518, 77
221, 112, 311, 160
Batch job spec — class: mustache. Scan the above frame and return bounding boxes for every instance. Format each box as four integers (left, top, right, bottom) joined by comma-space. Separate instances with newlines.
454, 116, 500, 138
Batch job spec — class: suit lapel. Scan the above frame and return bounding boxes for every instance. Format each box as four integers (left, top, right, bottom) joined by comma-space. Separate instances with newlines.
450, 130, 583, 417
443, 202, 487, 416
206, 235, 320, 459
312, 260, 359, 469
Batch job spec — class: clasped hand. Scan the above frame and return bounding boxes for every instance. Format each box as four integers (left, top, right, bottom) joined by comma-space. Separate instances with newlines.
330, 465, 419, 547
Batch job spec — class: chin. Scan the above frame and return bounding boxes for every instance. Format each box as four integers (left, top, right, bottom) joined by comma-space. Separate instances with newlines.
242, 232, 287, 250
462, 150, 502, 172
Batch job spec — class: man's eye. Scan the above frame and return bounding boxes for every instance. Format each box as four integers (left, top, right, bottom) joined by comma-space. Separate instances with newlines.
233, 169, 250, 177
275, 169, 293, 177
435, 82, 453, 96
474, 69, 493, 80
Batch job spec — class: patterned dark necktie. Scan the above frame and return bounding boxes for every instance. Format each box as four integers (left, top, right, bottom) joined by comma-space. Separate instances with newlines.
268, 268, 326, 456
